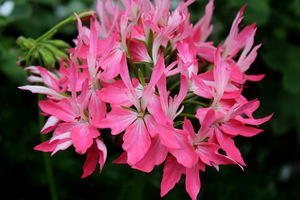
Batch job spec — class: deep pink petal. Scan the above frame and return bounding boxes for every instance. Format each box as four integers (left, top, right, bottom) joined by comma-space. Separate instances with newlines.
82, 141, 99, 178
89, 92, 106, 124
141, 55, 165, 111
71, 123, 100, 154
96, 85, 133, 107
185, 164, 201, 200
169, 130, 199, 168
196, 142, 236, 167
95, 106, 137, 135
132, 136, 168, 172
39, 99, 76, 122
215, 128, 246, 166
144, 115, 180, 149
81, 138, 107, 178
219, 120, 263, 137
160, 156, 185, 197
122, 118, 151, 165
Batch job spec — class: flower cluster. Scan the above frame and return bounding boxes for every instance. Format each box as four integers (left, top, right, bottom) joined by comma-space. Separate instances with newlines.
19, 0, 272, 199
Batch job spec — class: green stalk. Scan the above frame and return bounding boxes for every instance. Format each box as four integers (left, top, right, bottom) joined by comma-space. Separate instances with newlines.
38, 94, 58, 200
133, 170, 145, 200
35, 11, 95, 43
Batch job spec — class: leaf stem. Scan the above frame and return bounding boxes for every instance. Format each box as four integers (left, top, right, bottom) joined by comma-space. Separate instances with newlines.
181, 100, 208, 107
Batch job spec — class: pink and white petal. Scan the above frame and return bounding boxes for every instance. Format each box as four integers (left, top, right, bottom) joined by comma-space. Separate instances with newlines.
95, 138, 107, 172
122, 118, 151, 165
34, 138, 72, 154
51, 140, 73, 156
71, 123, 100, 154
41, 116, 60, 133
55, 122, 77, 135
50, 131, 72, 143
19, 86, 65, 100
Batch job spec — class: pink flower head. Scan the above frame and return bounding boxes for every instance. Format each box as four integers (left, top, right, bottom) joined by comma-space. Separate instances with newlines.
19, 0, 272, 198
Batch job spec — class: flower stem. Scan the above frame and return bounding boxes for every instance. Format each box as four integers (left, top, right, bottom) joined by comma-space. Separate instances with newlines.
35, 10, 95, 42
133, 170, 145, 200
38, 94, 58, 200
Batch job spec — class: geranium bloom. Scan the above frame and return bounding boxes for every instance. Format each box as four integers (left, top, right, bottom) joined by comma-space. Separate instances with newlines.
18, 0, 272, 199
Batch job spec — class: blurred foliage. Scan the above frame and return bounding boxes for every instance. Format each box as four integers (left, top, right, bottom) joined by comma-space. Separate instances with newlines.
1, 0, 300, 199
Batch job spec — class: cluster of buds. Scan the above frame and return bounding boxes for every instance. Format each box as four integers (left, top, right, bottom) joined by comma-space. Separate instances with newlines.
19, 0, 272, 199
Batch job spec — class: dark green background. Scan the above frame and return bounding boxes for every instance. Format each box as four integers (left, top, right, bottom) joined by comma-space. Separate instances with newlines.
1, 0, 299, 199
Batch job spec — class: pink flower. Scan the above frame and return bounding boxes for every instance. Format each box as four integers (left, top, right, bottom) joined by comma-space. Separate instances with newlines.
161, 109, 236, 200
